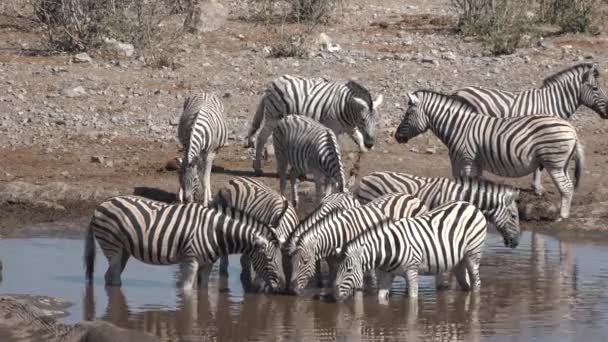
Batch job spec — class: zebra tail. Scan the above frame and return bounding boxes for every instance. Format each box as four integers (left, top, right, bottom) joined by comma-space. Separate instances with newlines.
245, 96, 266, 147
84, 221, 96, 284
574, 141, 584, 189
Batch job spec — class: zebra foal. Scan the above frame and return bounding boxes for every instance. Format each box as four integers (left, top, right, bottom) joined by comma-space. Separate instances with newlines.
245, 75, 383, 175
273, 115, 346, 207
395, 90, 584, 221
177, 94, 227, 205
333, 201, 488, 301
453, 63, 607, 195
84, 196, 285, 291
289, 193, 427, 294
353, 171, 520, 248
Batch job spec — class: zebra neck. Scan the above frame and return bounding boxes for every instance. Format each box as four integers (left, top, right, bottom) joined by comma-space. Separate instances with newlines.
534, 81, 581, 119
209, 212, 268, 256
427, 104, 476, 149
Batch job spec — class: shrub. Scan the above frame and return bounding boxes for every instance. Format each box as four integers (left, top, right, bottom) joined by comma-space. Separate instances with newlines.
30, 0, 184, 52
241, 0, 343, 23
539, 0, 596, 33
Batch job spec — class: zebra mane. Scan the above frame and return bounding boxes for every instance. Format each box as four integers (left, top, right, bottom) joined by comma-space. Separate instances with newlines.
346, 81, 373, 109
213, 200, 280, 241
178, 95, 206, 163
542, 63, 598, 86
413, 89, 474, 109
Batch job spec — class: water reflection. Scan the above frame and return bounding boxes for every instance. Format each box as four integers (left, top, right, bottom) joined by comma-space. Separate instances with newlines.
2, 232, 608, 341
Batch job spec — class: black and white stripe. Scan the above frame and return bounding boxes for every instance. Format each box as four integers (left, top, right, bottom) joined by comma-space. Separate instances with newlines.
288, 194, 426, 294
273, 115, 347, 207
395, 90, 584, 221
177, 94, 227, 205
353, 171, 520, 248
333, 201, 487, 301
245, 75, 383, 174
453, 63, 606, 195
84, 195, 285, 291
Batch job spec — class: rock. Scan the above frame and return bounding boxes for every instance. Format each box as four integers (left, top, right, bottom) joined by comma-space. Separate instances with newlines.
326, 43, 341, 53
317, 32, 332, 48
91, 156, 104, 163
165, 158, 181, 171
441, 52, 456, 61
73, 53, 92, 63
183, 0, 228, 34
425, 147, 436, 154
518, 198, 559, 221
410, 147, 420, 153
61, 86, 87, 98
102, 38, 134, 57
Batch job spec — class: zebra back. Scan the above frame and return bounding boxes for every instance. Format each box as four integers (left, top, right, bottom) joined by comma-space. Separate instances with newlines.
353, 171, 429, 204
177, 94, 227, 165
366, 192, 428, 221
214, 177, 297, 244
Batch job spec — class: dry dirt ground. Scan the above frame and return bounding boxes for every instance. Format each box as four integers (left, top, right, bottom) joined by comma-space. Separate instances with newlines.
1, 0, 608, 236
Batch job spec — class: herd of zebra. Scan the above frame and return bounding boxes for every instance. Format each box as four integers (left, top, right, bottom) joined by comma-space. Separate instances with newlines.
84, 62, 608, 302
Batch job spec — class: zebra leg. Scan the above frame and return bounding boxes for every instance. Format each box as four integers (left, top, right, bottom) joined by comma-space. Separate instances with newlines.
464, 253, 481, 292
314, 172, 325, 205
219, 256, 229, 277
435, 272, 452, 290
313, 259, 324, 287
196, 154, 207, 204
104, 249, 128, 287
196, 263, 212, 289
239, 254, 253, 290
377, 271, 395, 300
547, 168, 574, 221
405, 268, 419, 298
363, 270, 378, 289
532, 168, 544, 196
180, 259, 200, 291
290, 168, 300, 208
202, 151, 216, 206
453, 261, 471, 291
253, 126, 273, 175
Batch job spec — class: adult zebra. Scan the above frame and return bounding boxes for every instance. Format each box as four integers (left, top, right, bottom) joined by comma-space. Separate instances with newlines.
245, 75, 384, 175
273, 115, 346, 207
289, 193, 427, 294
84, 195, 285, 291
353, 171, 520, 248
394, 90, 584, 221
333, 201, 487, 301
177, 94, 227, 205
453, 63, 607, 195
213, 176, 298, 288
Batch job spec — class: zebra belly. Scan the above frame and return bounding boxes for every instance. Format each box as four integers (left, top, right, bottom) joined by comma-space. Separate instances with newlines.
481, 159, 539, 178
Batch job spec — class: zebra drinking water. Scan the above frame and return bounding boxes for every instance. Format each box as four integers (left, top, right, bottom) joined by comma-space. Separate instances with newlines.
453, 63, 607, 195
272, 115, 347, 207
177, 94, 227, 205
289, 194, 427, 294
245, 75, 383, 175
84, 196, 285, 291
333, 201, 488, 301
353, 171, 520, 248
394, 90, 584, 221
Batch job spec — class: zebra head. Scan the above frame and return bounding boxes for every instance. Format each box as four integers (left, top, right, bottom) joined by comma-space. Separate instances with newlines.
394, 93, 428, 144
288, 238, 318, 295
580, 64, 608, 118
250, 233, 286, 292
178, 160, 199, 203
347, 81, 383, 150
487, 189, 520, 248
333, 246, 364, 302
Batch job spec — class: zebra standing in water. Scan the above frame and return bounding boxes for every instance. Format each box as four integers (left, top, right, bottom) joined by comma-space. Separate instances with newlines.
395, 90, 584, 221
333, 201, 488, 301
245, 75, 383, 175
289, 194, 427, 294
84, 195, 285, 291
353, 171, 520, 248
213, 176, 298, 285
177, 94, 227, 205
273, 115, 346, 207
453, 63, 607, 195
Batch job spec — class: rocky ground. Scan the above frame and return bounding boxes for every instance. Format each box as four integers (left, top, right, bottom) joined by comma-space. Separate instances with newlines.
1, 0, 608, 236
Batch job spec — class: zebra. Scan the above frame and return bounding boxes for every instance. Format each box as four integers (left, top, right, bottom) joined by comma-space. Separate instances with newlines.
289, 194, 427, 294
273, 115, 346, 207
453, 63, 607, 195
394, 90, 584, 221
333, 201, 488, 301
177, 94, 227, 205
245, 75, 384, 175
84, 195, 285, 291
212, 176, 298, 287
353, 171, 520, 248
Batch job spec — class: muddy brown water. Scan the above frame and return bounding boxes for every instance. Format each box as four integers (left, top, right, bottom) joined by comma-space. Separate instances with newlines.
1, 231, 608, 341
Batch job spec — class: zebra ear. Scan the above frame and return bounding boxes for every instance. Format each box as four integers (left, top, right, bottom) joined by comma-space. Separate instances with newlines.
252, 235, 269, 249
505, 189, 520, 204
407, 93, 419, 106
353, 97, 370, 111
373, 95, 383, 110
334, 247, 342, 255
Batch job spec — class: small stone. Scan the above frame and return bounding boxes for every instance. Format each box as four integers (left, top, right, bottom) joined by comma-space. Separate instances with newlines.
425, 147, 437, 154
410, 147, 420, 153
61, 86, 87, 98
102, 38, 134, 57
73, 53, 92, 63
91, 156, 104, 163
